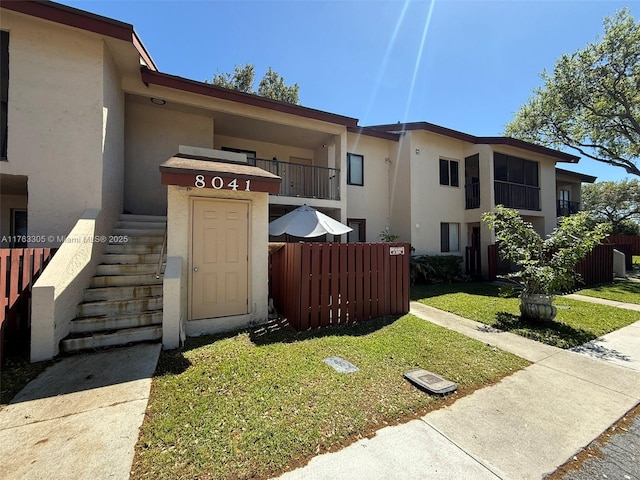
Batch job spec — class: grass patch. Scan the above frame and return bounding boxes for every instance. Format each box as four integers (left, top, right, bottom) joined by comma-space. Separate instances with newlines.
1, 359, 54, 407
413, 283, 640, 349
578, 281, 640, 305
131, 314, 527, 480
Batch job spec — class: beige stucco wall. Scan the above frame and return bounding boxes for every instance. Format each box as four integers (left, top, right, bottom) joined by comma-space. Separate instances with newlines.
388, 134, 412, 243
407, 131, 469, 255
165, 185, 269, 340
124, 100, 214, 216
346, 133, 395, 241
0, 11, 108, 242
214, 135, 315, 164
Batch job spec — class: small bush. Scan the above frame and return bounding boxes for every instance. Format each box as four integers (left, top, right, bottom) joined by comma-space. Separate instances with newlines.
410, 255, 465, 285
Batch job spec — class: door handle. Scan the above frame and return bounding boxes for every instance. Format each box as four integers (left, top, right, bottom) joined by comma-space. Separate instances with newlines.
193, 266, 199, 272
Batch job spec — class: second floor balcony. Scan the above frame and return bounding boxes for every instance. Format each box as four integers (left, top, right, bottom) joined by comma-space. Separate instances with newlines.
494, 180, 540, 211
251, 158, 340, 201
557, 199, 581, 217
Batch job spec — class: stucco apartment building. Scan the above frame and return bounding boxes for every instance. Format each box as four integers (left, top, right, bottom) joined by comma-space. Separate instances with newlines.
0, 1, 594, 361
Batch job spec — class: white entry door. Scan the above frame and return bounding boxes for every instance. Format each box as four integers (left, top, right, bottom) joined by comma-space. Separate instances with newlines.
191, 199, 249, 320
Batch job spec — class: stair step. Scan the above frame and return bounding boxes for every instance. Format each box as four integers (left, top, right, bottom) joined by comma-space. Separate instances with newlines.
105, 244, 164, 254
70, 312, 163, 334
101, 253, 165, 265
116, 221, 167, 230
84, 285, 163, 302
78, 296, 163, 317
120, 214, 167, 223
60, 326, 162, 353
109, 235, 164, 245
112, 228, 165, 237
91, 274, 163, 288
95, 264, 164, 276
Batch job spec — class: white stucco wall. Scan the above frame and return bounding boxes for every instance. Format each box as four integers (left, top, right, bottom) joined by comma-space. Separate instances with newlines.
388, 134, 412, 243
124, 100, 214, 215
346, 133, 395, 241
165, 185, 269, 339
0, 11, 107, 242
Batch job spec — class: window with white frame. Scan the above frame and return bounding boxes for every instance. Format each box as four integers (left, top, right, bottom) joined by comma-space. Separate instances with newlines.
440, 222, 460, 252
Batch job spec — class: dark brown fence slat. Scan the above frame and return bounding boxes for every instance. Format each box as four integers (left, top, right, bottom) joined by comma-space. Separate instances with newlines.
330, 244, 340, 325
309, 244, 322, 329
363, 245, 372, 320
339, 244, 348, 325
320, 244, 331, 327
355, 243, 364, 321
347, 244, 356, 323
575, 244, 614, 286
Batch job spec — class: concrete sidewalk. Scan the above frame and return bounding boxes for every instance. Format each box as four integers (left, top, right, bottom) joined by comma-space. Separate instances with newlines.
276, 302, 640, 480
0, 343, 160, 480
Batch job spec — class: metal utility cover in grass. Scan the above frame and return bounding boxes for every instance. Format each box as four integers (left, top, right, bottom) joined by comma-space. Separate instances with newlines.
323, 356, 358, 373
404, 368, 457, 394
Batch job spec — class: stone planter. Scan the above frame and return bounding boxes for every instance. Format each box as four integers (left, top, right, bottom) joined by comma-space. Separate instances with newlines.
519, 293, 557, 321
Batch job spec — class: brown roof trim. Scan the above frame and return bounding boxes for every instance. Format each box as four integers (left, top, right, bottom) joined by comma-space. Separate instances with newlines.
347, 126, 400, 142
1, 1, 157, 71
132, 30, 158, 71
369, 122, 580, 163
555, 167, 597, 183
140, 67, 359, 127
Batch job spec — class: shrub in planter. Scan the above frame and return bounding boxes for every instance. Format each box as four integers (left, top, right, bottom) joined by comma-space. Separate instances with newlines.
410, 255, 465, 285
482, 206, 610, 321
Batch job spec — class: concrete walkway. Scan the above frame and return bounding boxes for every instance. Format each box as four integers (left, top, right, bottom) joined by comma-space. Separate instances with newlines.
0, 343, 160, 480
276, 301, 640, 480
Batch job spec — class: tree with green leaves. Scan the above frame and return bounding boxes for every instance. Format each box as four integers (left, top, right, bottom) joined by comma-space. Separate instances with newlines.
483, 206, 610, 320
582, 179, 640, 234
505, 9, 640, 176
209, 64, 300, 104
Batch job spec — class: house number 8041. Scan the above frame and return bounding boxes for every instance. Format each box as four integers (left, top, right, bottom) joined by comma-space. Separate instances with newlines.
194, 175, 251, 191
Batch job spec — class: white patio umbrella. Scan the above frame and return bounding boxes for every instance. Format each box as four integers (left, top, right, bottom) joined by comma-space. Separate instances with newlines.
269, 204, 353, 238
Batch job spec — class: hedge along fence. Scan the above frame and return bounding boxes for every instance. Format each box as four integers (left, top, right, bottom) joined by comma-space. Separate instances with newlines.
269, 242, 410, 331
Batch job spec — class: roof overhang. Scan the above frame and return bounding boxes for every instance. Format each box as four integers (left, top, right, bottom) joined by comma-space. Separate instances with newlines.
1, 0, 157, 70
347, 126, 400, 142
555, 167, 597, 183
369, 122, 580, 163
141, 67, 359, 128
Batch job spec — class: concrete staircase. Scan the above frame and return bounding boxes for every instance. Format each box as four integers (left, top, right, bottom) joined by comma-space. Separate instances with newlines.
60, 214, 167, 353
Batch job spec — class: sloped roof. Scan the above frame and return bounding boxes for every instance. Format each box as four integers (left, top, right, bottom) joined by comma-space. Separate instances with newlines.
369, 122, 580, 163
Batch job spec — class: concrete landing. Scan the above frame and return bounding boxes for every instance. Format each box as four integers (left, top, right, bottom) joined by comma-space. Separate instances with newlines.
0, 343, 160, 480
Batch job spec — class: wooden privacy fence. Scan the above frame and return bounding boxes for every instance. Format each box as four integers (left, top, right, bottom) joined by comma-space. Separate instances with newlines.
607, 235, 640, 255
574, 243, 614, 286
269, 242, 410, 331
488, 243, 613, 287
1, 248, 55, 362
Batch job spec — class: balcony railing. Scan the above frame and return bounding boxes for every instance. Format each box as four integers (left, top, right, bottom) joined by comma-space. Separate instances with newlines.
557, 199, 580, 217
494, 181, 540, 211
465, 183, 480, 209
250, 158, 340, 200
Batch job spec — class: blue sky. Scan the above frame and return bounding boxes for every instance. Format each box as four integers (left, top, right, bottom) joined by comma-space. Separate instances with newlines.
62, 0, 635, 182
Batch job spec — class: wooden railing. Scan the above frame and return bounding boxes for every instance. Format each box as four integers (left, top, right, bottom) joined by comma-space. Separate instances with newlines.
1, 248, 56, 362
251, 158, 340, 200
556, 199, 581, 217
464, 183, 480, 210
269, 242, 410, 330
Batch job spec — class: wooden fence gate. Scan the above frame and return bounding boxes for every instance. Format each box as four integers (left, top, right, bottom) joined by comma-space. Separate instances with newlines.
269, 242, 410, 330
1, 248, 56, 363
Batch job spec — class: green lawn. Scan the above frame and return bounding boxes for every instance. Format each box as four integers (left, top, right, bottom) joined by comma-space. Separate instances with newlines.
578, 281, 640, 305
412, 283, 640, 349
132, 314, 527, 480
